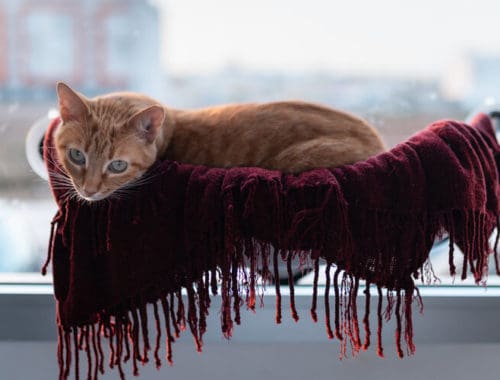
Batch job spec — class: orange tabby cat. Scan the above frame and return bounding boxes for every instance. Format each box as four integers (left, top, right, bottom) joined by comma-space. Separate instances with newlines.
54, 82, 385, 201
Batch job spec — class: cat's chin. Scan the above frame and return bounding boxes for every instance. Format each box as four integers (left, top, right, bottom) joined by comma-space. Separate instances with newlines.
76, 191, 108, 202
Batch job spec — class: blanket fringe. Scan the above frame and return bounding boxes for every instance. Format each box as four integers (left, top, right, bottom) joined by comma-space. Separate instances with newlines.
55, 262, 427, 380
48, 207, 494, 379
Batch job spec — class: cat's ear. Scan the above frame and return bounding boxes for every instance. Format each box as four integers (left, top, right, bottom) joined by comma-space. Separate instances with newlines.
56, 82, 89, 123
128, 105, 165, 143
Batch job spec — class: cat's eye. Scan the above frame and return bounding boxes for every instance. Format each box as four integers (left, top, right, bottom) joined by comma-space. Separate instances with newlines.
108, 160, 128, 174
68, 148, 86, 165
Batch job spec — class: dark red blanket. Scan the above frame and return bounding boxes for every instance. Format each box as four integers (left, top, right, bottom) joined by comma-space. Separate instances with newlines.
43, 113, 500, 380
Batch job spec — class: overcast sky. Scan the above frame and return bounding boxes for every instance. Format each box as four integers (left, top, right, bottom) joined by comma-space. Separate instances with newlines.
155, 0, 500, 77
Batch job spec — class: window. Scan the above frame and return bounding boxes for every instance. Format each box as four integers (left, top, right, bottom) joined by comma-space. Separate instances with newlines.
22, 9, 76, 82
3, 0, 500, 281
1, 1, 500, 375
2, 2, 500, 379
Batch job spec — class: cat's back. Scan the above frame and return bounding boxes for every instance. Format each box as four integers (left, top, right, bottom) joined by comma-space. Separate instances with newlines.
169, 101, 385, 171
178, 101, 369, 132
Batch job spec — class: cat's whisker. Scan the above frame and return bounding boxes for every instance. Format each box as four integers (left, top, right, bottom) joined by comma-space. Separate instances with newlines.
47, 168, 72, 179
49, 175, 71, 182
49, 186, 74, 191
55, 190, 77, 204
97, 170, 164, 202
108, 189, 132, 201
48, 175, 71, 182
46, 167, 70, 179
44, 153, 63, 164
50, 179, 73, 185
50, 183, 74, 189
48, 179, 74, 188
48, 176, 73, 184
49, 180, 72, 187
48, 171, 69, 178
123, 171, 162, 189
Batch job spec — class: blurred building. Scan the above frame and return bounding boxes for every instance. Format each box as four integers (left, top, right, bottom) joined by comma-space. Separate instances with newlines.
441, 53, 500, 107
0, 0, 163, 101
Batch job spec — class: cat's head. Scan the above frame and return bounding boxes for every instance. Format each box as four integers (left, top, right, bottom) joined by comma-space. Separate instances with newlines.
54, 82, 165, 202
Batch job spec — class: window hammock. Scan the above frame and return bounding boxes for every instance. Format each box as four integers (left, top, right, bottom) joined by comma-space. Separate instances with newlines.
43, 113, 500, 380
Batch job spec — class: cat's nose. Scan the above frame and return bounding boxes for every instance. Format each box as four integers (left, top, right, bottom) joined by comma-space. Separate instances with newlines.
82, 178, 101, 196
82, 186, 98, 197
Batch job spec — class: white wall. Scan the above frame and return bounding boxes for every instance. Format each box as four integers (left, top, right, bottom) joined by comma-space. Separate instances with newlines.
1, 290, 500, 379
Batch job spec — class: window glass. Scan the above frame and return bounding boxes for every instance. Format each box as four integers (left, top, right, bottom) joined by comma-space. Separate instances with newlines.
105, 15, 133, 79
1, 0, 499, 283
25, 12, 74, 79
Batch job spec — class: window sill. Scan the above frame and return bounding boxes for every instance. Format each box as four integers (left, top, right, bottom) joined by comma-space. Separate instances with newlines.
1, 280, 500, 344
